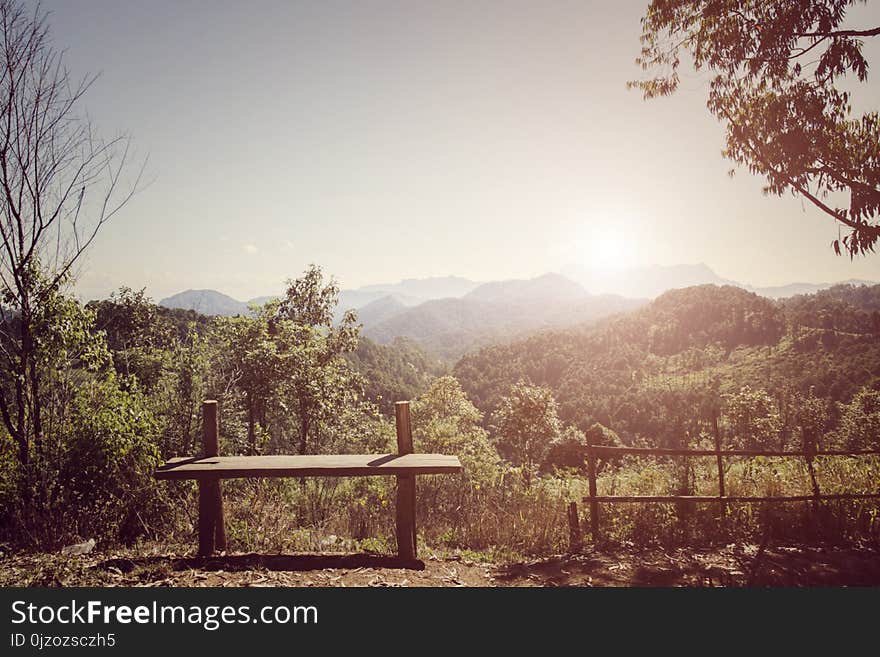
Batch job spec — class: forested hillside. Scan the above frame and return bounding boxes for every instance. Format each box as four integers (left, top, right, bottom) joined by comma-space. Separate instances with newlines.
454, 284, 880, 448
345, 337, 447, 415
3, 272, 880, 556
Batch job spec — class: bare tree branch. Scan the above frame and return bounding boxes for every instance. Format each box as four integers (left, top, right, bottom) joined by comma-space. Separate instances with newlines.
0, 0, 146, 468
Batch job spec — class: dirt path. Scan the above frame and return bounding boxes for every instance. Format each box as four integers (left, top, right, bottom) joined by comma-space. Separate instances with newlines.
0, 550, 493, 587
494, 545, 880, 587
2, 544, 878, 587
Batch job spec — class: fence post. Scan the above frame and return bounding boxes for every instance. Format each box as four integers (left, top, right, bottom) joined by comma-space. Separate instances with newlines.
713, 413, 726, 517
585, 440, 600, 545
395, 401, 417, 561
804, 435, 821, 499
198, 400, 226, 556
804, 432, 822, 535
567, 501, 582, 553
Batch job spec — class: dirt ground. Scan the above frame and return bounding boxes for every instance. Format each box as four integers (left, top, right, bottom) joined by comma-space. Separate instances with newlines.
1, 544, 879, 587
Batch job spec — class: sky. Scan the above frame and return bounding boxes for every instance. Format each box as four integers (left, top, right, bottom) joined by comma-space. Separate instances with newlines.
35, 0, 880, 300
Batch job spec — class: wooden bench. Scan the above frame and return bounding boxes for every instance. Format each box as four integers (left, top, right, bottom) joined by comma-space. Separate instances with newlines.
154, 400, 462, 560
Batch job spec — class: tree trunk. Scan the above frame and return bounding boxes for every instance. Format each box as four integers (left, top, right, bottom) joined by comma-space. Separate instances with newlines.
247, 395, 256, 455
299, 415, 309, 455
30, 359, 42, 461
14, 372, 26, 465
16, 309, 33, 468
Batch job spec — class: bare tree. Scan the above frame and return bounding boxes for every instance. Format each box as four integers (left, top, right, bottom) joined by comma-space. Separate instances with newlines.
0, 0, 145, 469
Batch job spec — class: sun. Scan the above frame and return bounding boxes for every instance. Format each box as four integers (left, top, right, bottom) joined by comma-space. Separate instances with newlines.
586, 230, 630, 271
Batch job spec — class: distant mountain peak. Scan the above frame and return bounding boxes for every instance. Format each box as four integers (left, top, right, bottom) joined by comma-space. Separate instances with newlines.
465, 273, 587, 304
353, 294, 409, 327
359, 276, 481, 299
159, 289, 248, 316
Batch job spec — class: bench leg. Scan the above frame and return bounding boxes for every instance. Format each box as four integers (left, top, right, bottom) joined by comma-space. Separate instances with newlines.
198, 477, 225, 556
395, 474, 416, 560
198, 479, 215, 556
214, 480, 227, 551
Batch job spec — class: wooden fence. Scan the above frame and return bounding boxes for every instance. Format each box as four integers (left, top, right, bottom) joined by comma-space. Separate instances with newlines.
577, 440, 880, 544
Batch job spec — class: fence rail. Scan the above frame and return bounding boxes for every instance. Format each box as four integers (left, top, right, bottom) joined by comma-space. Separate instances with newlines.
585, 446, 880, 458
589, 493, 880, 503
578, 441, 880, 543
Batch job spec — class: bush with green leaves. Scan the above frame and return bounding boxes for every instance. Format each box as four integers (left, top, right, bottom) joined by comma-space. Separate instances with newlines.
492, 381, 562, 487
0, 286, 166, 547
834, 387, 880, 450
55, 376, 163, 544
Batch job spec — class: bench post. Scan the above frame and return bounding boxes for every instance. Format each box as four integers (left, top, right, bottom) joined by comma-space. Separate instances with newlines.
395, 401, 417, 561
198, 400, 226, 556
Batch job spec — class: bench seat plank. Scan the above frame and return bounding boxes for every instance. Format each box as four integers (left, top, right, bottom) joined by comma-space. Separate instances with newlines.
155, 453, 462, 480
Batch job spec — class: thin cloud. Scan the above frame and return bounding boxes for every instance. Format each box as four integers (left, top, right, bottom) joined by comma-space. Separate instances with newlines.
243, 244, 258, 254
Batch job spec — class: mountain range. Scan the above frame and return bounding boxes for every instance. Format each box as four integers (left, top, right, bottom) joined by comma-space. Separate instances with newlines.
357, 274, 644, 359
561, 262, 876, 300
157, 264, 877, 360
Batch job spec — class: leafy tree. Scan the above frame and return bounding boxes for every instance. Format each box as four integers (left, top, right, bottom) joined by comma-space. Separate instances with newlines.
631, 0, 879, 255
492, 381, 562, 486
274, 265, 362, 455
411, 376, 497, 476
89, 288, 172, 353
3, 277, 109, 481
543, 422, 625, 473
211, 266, 368, 456
792, 389, 830, 453
150, 327, 210, 457
0, 286, 161, 546
89, 288, 214, 457
410, 376, 498, 540
216, 307, 283, 453
834, 386, 880, 449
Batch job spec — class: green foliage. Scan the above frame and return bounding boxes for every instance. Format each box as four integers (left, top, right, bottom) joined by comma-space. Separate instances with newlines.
149, 330, 210, 457
271, 265, 364, 455
205, 265, 376, 457
783, 284, 880, 336
412, 376, 498, 478
0, 287, 165, 547
543, 422, 626, 474
88, 288, 212, 395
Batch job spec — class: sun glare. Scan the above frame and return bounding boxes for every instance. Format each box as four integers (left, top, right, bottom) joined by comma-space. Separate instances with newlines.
590, 233, 627, 270
577, 227, 632, 272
